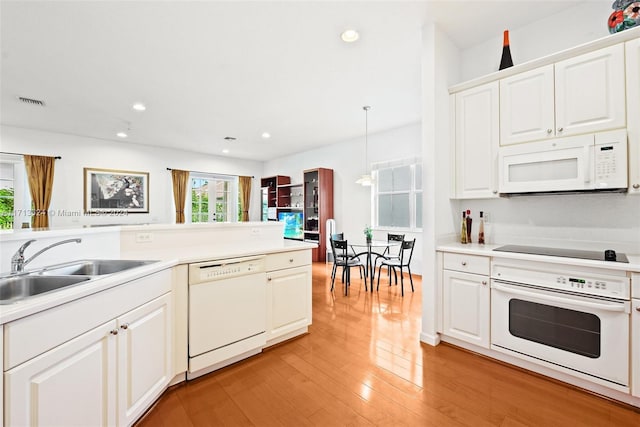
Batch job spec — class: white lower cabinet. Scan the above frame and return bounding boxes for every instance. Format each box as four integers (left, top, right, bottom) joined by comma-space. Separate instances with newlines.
632, 298, 640, 398
442, 253, 490, 349
117, 293, 172, 426
265, 250, 312, 345
443, 270, 490, 348
4, 292, 172, 427
5, 320, 118, 427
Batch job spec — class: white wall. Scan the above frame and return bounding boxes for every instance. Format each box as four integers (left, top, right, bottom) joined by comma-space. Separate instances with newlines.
263, 122, 423, 273
458, 1, 612, 82
0, 125, 264, 227
421, 22, 461, 344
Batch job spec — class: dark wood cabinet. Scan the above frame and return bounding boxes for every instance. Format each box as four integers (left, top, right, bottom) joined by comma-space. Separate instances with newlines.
260, 175, 290, 208
303, 168, 333, 262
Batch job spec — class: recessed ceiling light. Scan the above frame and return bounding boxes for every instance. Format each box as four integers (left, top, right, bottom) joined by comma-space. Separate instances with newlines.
262, 132, 271, 139
341, 29, 359, 43
222, 149, 230, 154
116, 132, 128, 138
132, 103, 146, 111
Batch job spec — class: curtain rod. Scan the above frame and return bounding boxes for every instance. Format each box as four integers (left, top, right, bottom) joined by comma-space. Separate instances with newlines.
166, 167, 253, 178
1, 151, 61, 159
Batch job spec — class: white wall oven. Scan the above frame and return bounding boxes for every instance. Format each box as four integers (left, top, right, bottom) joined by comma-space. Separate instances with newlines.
491, 258, 630, 391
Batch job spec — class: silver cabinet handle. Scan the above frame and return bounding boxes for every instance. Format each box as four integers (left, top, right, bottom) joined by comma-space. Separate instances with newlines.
547, 129, 552, 134
633, 184, 640, 189
289, 258, 294, 263
461, 261, 467, 266
557, 127, 564, 132
120, 323, 129, 330
267, 277, 272, 281
110, 329, 118, 335
636, 306, 640, 312
482, 281, 488, 286
492, 190, 498, 194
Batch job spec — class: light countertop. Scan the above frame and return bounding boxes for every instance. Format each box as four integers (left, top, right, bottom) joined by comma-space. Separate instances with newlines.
0, 240, 315, 325
437, 242, 640, 272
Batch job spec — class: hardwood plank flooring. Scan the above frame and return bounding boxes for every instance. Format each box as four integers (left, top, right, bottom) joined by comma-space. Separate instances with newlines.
137, 262, 639, 426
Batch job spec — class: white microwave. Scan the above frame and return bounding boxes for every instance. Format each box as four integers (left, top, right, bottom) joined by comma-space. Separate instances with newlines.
498, 129, 628, 194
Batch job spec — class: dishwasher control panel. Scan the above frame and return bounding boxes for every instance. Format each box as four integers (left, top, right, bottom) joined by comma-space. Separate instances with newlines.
189, 256, 265, 284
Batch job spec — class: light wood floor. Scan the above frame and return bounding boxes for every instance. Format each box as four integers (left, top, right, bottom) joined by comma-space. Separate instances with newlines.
137, 262, 639, 426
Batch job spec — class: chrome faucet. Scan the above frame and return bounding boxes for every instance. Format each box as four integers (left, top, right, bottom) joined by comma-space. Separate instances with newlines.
11, 238, 82, 273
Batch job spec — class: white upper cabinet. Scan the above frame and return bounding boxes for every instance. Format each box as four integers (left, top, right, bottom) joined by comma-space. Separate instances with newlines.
500, 44, 626, 146
500, 64, 555, 145
555, 44, 626, 136
453, 81, 499, 199
627, 38, 640, 195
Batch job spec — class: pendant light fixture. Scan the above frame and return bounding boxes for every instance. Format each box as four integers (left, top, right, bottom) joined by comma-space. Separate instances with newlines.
356, 105, 372, 186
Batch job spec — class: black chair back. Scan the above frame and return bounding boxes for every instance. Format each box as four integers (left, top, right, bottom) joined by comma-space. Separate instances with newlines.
330, 239, 349, 264
386, 233, 405, 257
399, 238, 416, 266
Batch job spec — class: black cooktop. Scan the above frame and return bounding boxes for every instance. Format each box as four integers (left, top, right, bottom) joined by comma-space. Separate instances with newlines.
493, 245, 629, 263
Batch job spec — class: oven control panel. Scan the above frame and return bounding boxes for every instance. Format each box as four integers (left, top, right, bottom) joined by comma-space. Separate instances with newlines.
492, 260, 630, 300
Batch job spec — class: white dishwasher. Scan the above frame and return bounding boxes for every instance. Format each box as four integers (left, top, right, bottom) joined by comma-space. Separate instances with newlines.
188, 255, 267, 379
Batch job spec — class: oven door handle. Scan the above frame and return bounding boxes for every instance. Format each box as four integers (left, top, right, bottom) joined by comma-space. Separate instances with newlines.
492, 282, 628, 313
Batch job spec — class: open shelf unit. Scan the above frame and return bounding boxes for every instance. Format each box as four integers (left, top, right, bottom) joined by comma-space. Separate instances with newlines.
261, 169, 333, 252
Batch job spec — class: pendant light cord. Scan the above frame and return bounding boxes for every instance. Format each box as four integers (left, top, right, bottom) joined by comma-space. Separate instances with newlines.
363, 105, 370, 174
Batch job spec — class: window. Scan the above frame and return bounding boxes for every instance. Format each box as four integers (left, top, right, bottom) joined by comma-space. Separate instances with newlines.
0, 155, 30, 230
373, 158, 422, 230
190, 174, 238, 223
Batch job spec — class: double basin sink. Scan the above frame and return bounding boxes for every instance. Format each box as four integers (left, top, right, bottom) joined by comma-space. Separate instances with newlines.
0, 259, 156, 304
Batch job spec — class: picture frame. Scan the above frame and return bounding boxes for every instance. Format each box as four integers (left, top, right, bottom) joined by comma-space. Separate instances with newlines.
84, 168, 149, 213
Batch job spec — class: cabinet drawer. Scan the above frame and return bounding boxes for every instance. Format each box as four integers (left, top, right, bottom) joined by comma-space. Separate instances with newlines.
266, 250, 311, 272
443, 253, 490, 275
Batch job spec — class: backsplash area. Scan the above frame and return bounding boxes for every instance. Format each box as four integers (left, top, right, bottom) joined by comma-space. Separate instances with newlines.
453, 193, 640, 254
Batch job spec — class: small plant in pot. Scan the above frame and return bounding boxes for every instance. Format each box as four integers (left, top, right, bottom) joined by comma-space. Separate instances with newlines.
364, 225, 373, 243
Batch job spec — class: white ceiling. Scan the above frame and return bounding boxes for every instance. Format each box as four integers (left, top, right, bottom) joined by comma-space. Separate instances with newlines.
1, 1, 582, 161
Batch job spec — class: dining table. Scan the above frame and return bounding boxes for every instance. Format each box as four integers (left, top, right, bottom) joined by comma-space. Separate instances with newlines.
349, 239, 401, 292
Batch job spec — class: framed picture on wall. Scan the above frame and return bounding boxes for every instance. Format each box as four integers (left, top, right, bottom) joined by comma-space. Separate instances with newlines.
84, 168, 149, 213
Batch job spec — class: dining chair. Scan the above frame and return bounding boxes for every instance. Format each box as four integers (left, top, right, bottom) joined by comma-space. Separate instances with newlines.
376, 238, 416, 296
330, 238, 366, 295
375, 233, 405, 278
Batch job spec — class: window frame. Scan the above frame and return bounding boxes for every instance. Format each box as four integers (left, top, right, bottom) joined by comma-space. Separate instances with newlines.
188, 173, 239, 224
371, 158, 422, 232
0, 154, 31, 230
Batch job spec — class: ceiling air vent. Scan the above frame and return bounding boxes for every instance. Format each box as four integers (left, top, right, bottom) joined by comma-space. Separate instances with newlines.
17, 96, 45, 107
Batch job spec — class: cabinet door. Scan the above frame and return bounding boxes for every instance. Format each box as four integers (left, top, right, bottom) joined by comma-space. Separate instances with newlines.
117, 293, 172, 427
555, 44, 626, 137
500, 64, 555, 145
267, 265, 312, 342
442, 270, 490, 348
454, 81, 499, 198
5, 320, 117, 427
633, 298, 640, 398
627, 38, 640, 195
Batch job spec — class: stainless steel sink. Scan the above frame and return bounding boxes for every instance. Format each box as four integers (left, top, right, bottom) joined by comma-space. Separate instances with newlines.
40, 259, 156, 276
0, 275, 91, 304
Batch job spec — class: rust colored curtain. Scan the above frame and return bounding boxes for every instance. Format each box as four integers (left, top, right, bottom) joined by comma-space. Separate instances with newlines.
171, 169, 189, 224
24, 155, 55, 229
239, 176, 252, 222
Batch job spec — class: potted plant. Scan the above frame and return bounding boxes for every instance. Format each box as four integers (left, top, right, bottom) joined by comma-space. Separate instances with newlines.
364, 225, 373, 243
